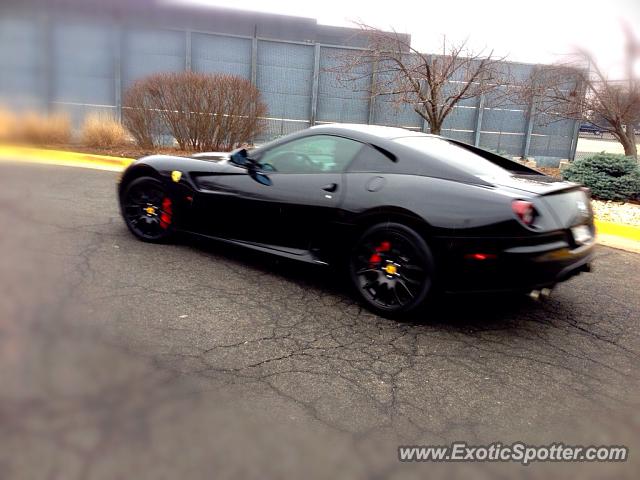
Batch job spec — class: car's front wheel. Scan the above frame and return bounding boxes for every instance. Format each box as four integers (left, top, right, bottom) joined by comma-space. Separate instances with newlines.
349, 223, 435, 317
120, 176, 175, 242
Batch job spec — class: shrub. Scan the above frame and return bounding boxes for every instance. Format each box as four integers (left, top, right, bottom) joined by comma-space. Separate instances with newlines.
123, 72, 266, 151
562, 153, 640, 201
122, 81, 158, 149
80, 113, 129, 148
20, 112, 72, 145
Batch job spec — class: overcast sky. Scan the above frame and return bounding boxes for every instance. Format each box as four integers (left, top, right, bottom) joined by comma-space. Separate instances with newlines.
173, 0, 640, 78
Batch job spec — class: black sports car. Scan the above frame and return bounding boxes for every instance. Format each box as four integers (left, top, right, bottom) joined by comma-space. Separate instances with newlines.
118, 124, 595, 316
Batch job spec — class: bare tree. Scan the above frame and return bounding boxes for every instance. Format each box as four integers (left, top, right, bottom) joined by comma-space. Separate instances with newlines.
331, 23, 508, 135
520, 27, 639, 159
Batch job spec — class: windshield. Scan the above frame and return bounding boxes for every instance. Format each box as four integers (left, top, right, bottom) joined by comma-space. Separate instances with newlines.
393, 136, 511, 179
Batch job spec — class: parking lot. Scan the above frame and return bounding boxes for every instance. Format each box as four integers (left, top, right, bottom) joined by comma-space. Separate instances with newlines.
575, 133, 640, 160
1, 161, 639, 479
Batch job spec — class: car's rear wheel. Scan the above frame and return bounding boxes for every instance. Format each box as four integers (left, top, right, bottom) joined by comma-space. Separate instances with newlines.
121, 176, 174, 242
349, 223, 435, 317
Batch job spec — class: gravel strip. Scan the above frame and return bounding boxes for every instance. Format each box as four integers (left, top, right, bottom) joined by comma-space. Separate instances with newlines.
591, 200, 640, 227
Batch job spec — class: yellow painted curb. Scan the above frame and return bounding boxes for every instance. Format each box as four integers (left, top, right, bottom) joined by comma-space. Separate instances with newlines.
594, 219, 640, 253
0, 144, 134, 172
594, 219, 640, 242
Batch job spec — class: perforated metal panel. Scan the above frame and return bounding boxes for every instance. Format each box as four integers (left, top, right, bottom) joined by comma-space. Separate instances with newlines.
317, 46, 370, 123
0, 9, 581, 160
481, 108, 527, 133
369, 59, 422, 129
476, 67, 542, 156
441, 130, 475, 145
508, 63, 536, 84
479, 132, 526, 156
192, 33, 251, 78
257, 40, 314, 120
52, 21, 114, 105
533, 113, 575, 135
373, 98, 422, 130
529, 134, 573, 159
122, 28, 185, 89
442, 106, 477, 132
257, 119, 310, 142
0, 15, 41, 109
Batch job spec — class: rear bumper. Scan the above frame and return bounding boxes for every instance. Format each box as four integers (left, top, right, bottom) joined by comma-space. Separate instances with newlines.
440, 234, 596, 293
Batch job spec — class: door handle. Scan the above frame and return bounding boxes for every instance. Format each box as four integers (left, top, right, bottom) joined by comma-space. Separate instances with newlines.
321, 183, 338, 192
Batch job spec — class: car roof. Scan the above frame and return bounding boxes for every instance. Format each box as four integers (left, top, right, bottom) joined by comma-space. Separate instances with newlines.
250, 122, 537, 185
308, 123, 434, 140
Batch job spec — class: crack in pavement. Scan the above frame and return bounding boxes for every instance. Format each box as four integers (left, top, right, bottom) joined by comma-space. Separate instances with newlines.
1, 163, 639, 479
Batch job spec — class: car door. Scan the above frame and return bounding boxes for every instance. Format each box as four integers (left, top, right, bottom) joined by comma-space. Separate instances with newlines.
188, 161, 277, 244
251, 134, 364, 251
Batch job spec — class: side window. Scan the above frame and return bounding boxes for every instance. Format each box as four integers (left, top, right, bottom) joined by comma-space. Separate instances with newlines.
347, 144, 396, 173
259, 135, 363, 174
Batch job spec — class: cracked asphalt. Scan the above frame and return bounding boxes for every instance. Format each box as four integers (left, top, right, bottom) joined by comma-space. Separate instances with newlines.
0, 161, 639, 479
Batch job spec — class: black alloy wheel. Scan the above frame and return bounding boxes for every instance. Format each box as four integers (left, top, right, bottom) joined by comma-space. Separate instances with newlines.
350, 223, 435, 317
121, 177, 174, 242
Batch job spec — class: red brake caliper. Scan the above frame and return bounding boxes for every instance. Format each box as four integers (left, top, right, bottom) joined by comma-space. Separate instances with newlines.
369, 241, 391, 266
159, 197, 172, 229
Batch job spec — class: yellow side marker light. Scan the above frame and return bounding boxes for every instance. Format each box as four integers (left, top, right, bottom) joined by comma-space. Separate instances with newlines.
171, 170, 182, 183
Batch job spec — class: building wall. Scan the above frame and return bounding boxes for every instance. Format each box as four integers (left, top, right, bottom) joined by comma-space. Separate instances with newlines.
0, 3, 579, 161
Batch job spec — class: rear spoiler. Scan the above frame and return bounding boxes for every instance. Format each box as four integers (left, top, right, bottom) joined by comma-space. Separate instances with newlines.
446, 139, 543, 175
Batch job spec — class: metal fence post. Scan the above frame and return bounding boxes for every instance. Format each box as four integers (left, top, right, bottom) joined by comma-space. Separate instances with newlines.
568, 118, 581, 161
421, 84, 429, 133
420, 79, 428, 132
40, 14, 53, 114
568, 76, 585, 161
368, 60, 378, 125
474, 93, 485, 146
185, 30, 192, 71
114, 25, 123, 122
251, 36, 258, 86
522, 95, 536, 159
309, 44, 321, 126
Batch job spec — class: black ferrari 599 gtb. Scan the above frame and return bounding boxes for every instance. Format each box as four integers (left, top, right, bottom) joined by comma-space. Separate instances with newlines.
118, 124, 595, 316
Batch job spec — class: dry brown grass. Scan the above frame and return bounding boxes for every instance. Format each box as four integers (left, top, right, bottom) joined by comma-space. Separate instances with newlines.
0, 108, 19, 142
80, 113, 129, 148
20, 112, 72, 145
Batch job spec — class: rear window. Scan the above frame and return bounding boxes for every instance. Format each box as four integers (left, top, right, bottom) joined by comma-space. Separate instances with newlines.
393, 136, 511, 179
347, 144, 395, 173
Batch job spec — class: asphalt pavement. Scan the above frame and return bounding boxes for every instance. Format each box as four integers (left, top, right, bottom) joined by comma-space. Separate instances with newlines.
0, 161, 639, 479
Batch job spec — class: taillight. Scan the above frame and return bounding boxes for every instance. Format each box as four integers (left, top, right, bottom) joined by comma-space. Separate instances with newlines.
512, 200, 537, 227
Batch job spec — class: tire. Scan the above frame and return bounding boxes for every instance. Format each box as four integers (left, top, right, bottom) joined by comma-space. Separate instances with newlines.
120, 176, 175, 243
349, 222, 435, 317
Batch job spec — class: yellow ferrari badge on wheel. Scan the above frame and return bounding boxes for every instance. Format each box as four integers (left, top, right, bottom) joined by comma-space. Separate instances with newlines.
171, 170, 182, 183
384, 264, 397, 275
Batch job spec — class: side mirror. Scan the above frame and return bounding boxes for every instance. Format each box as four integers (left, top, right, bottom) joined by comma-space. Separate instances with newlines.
249, 170, 272, 186
229, 148, 249, 166
229, 147, 271, 185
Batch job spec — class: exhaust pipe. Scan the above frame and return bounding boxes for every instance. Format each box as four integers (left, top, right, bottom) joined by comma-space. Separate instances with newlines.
529, 287, 553, 301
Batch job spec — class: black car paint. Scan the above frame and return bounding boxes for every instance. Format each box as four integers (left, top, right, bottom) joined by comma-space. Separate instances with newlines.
119, 125, 595, 293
